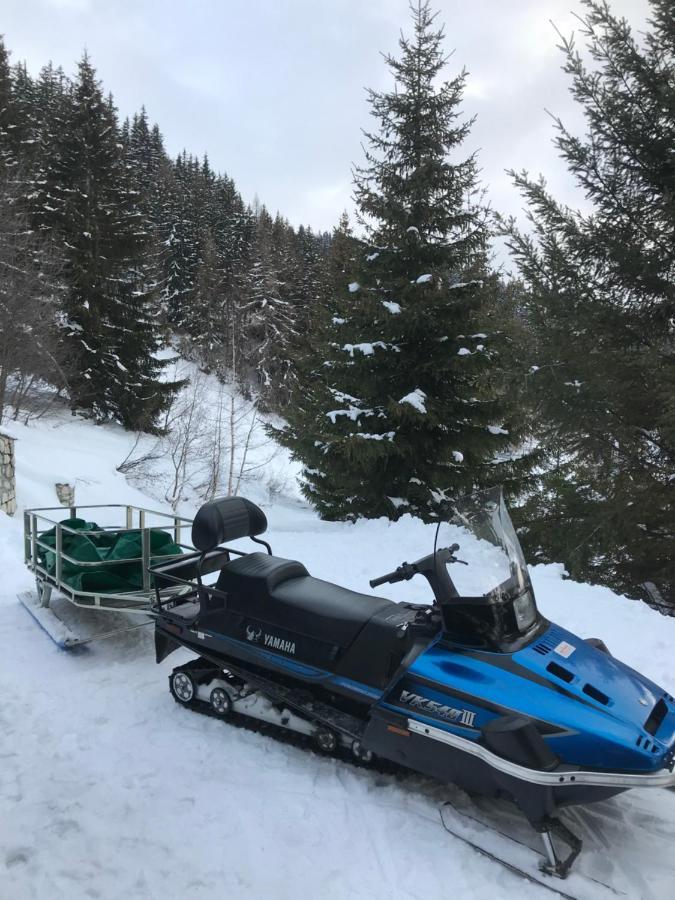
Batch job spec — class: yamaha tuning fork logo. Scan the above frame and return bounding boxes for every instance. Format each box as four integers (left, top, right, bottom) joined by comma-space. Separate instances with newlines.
245, 623, 296, 656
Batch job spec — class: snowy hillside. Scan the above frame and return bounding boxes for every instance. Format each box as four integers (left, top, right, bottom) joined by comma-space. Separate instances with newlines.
2, 397, 675, 900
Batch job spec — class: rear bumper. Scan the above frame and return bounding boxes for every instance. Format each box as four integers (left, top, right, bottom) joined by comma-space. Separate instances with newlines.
407, 719, 675, 789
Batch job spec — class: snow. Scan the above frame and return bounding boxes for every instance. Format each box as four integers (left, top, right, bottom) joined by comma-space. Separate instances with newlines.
399, 389, 427, 413
457, 347, 472, 356
449, 279, 483, 290
415, 273, 433, 284
381, 300, 401, 314
353, 431, 395, 441
326, 405, 373, 424
2, 390, 675, 900
328, 389, 360, 404
348, 282, 360, 293
487, 424, 509, 435
342, 342, 400, 356
452, 450, 464, 463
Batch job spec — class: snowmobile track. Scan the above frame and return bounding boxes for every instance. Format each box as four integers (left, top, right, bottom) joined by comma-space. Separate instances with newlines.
168, 657, 406, 776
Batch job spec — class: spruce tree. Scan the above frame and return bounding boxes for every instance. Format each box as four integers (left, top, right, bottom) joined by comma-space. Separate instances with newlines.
43, 55, 179, 430
237, 205, 296, 405
0, 39, 17, 173
276, 1, 523, 520
501, 0, 675, 605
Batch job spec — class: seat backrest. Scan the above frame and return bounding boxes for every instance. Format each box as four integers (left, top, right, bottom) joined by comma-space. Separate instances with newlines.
191, 497, 268, 552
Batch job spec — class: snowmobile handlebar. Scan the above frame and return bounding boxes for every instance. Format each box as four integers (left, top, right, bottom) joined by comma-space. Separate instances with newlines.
369, 544, 461, 589
370, 562, 416, 588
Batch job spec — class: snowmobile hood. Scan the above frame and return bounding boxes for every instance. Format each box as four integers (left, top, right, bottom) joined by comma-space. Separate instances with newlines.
515, 624, 675, 744
408, 622, 675, 772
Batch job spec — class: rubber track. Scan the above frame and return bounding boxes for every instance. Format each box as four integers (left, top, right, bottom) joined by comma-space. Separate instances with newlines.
169, 662, 407, 776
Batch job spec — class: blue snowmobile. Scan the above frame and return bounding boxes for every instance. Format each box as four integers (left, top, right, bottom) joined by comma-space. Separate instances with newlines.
151, 488, 675, 878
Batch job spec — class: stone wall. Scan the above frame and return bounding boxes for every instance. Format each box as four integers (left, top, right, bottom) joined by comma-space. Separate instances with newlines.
0, 431, 16, 516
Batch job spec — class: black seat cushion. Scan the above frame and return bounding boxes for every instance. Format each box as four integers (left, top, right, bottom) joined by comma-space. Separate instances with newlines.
215, 552, 393, 647
269, 577, 394, 646
216, 552, 308, 601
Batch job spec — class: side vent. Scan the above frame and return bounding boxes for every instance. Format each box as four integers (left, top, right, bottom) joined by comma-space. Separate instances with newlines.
583, 683, 610, 705
546, 661, 574, 683
644, 698, 668, 736
533, 626, 565, 656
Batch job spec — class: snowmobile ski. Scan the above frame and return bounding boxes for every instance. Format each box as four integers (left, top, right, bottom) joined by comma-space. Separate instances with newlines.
439, 802, 626, 900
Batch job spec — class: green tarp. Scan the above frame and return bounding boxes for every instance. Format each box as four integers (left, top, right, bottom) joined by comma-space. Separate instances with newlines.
38, 517, 183, 594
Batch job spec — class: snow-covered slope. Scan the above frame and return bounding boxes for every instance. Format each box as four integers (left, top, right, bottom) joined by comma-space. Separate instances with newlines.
1, 402, 675, 900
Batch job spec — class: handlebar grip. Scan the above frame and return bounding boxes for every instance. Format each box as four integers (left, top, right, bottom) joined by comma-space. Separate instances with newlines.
370, 573, 395, 588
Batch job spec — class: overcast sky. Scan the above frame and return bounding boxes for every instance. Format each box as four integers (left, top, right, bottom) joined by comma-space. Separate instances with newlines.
3, 0, 651, 252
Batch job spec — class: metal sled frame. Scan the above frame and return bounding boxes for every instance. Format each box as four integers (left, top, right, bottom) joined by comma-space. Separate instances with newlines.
22, 504, 194, 647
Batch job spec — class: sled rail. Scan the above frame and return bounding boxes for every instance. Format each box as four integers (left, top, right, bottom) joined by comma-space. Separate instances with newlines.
24, 503, 194, 612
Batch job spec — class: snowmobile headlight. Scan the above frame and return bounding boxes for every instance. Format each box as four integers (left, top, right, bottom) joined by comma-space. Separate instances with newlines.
513, 590, 536, 632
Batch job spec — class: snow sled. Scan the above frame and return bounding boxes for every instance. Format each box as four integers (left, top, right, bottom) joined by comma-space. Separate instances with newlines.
151, 489, 675, 879
21, 503, 192, 648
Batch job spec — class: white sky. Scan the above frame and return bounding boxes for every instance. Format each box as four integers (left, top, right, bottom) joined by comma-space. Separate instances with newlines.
3, 0, 651, 256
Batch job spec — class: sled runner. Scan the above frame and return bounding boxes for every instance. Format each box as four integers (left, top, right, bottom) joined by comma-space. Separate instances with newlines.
21, 503, 192, 648
151, 489, 675, 878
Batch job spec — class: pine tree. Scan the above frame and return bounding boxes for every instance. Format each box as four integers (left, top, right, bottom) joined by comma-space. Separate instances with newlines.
0, 39, 17, 173
237, 205, 296, 405
276, 1, 524, 520
43, 55, 179, 430
164, 152, 201, 331
125, 109, 173, 321
29, 63, 69, 239
501, 0, 675, 605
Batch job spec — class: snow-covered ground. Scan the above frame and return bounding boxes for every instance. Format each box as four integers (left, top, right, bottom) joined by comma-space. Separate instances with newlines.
2, 391, 675, 900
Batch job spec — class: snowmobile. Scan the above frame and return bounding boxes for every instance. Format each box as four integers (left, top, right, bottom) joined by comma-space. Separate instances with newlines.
151, 488, 675, 880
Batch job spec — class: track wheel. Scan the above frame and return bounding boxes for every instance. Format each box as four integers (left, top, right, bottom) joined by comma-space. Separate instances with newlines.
210, 686, 232, 717
351, 740, 373, 764
171, 670, 196, 705
315, 726, 339, 754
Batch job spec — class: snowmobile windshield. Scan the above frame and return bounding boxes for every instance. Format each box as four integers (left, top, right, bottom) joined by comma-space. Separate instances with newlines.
436, 487, 538, 647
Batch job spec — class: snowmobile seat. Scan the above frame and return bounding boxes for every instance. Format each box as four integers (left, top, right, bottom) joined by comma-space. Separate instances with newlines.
212, 552, 394, 647
269, 576, 394, 647
215, 551, 309, 600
